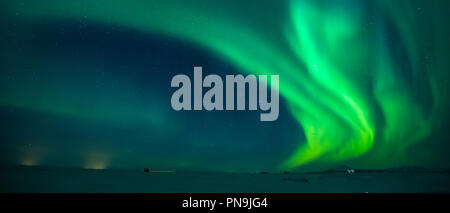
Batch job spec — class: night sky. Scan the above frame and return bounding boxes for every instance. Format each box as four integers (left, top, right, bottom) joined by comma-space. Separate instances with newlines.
1, 0, 450, 172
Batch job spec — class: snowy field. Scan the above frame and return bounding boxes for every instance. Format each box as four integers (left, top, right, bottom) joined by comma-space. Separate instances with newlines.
1, 166, 450, 193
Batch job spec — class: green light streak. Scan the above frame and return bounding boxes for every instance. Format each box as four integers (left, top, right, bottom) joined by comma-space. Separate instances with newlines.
2, 0, 447, 170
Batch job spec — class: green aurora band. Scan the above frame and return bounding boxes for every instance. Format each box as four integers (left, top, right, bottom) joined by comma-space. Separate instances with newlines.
1, 0, 449, 170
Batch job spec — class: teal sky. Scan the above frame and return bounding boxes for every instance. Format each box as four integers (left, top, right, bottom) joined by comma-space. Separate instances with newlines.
1, 0, 450, 172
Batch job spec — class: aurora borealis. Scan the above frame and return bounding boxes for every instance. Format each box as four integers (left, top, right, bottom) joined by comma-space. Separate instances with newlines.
1, 0, 450, 172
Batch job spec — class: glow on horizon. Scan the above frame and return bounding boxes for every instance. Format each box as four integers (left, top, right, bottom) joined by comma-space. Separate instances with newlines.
83, 152, 110, 170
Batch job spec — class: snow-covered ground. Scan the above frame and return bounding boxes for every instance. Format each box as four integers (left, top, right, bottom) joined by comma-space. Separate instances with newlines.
1, 166, 450, 193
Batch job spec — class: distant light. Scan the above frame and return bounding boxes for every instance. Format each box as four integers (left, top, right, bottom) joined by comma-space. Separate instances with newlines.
19, 145, 47, 167
83, 151, 110, 170
84, 163, 106, 170
20, 159, 37, 166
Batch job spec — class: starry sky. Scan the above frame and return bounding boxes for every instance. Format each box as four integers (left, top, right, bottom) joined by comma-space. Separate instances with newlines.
1, 0, 450, 172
